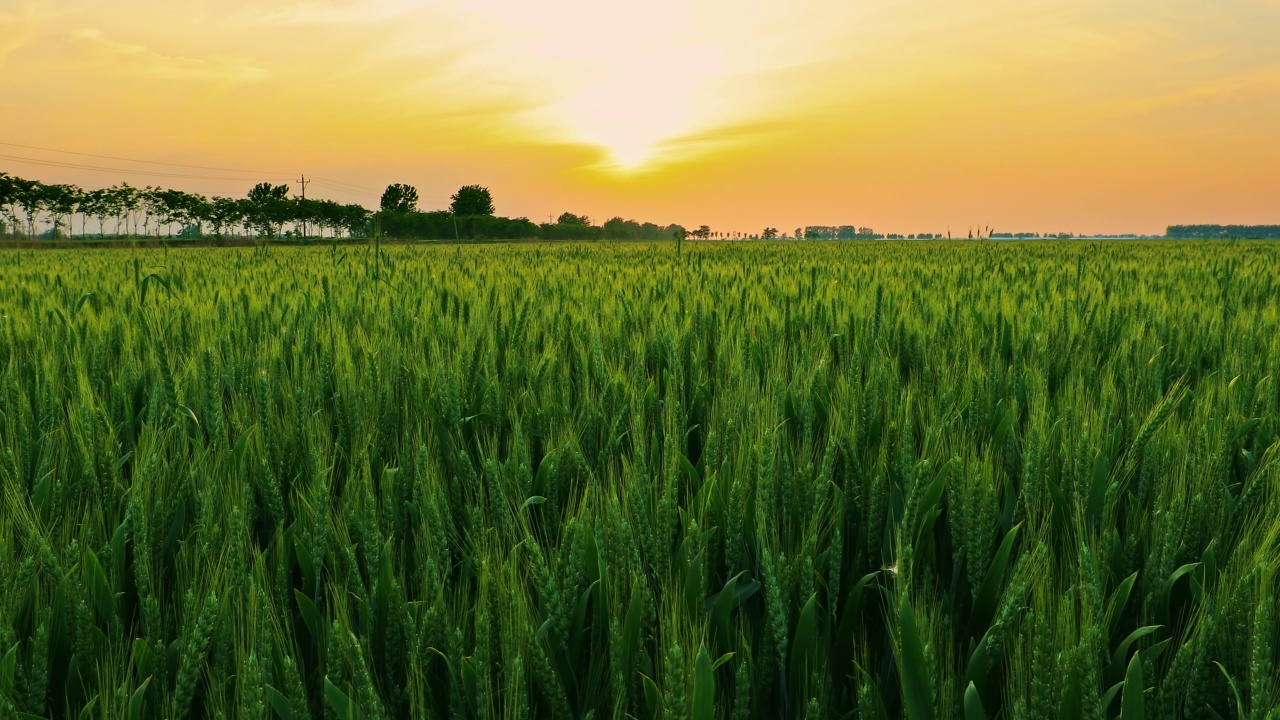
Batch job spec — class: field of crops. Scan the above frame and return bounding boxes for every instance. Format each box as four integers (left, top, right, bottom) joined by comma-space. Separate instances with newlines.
0, 241, 1277, 720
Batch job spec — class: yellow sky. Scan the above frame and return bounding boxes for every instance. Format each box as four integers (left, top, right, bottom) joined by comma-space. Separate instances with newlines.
2, 0, 1279, 234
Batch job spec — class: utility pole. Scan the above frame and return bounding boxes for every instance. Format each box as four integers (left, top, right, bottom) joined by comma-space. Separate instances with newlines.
295, 175, 311, 237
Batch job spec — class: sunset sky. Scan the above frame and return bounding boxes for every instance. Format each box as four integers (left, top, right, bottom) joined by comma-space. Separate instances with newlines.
2, 0, 1278, 234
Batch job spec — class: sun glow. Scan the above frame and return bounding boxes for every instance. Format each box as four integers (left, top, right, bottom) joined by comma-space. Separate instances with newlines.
2, 0, 1279, 233
452, 0, 738, 171
553, 59, 713, 171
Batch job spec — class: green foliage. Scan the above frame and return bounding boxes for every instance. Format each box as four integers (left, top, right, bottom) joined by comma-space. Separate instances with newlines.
449, 185, 495, 217
380, 184, 419, 214
0, 240, 1278, 719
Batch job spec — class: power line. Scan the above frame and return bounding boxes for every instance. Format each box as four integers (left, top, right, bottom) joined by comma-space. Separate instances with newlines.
0, 140, 406, 204
0, 140, 293, 176
0, 153, 294, 183
309, 176, 378, 193
309, 178, 377, 195
2, 140, 382, 194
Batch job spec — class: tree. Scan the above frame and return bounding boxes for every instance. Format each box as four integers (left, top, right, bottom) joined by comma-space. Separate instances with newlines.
0, 173, 23, 237
78, 188, 108, 237
689, 225, 711, 240
342, 204, 372, 237
451, 185, 495, 216
13, 178, 48, 239
109, 184, 141, 237
246, 183, 292, 237
558, 212, 590, 226
208, 197, 243, 238
603, 216, 641, 240
44, 184, 81, 239
380, 183, 419, 213
150, 188, 205, 237
762, 227, 778, 239
183, 192, 212, 237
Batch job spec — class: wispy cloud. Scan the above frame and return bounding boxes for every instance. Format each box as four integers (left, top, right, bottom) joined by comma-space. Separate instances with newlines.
1097, 63, 1280, 117
67, 28, 267, 82
0, 1, 40, 67
244, 0, 425, 26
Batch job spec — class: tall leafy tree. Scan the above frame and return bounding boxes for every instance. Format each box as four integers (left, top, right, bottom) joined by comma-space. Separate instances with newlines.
603, 217, 641, 239
0, 173, 21, 236
208, 197, 243, 238
246, 182, 292, 237
78, 188, 108, 237
44, 184, 81, 239
106, 184, 140, 236
380, 183, 419, 213
151, 188, 197, 236
14, 177, 47, 239
451, 185, 495, 216
341, 203, 372, 237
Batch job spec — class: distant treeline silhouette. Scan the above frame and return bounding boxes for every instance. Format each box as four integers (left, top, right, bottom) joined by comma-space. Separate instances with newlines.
0, 172, 691, 242
12, 170, 1272, 243
803, 225, 881, 239
1166, 225, 1280, 239
378, 209, 687, 241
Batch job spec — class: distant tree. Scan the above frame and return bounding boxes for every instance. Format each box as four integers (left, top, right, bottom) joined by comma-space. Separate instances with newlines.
16, 178, 49, 239
342, 204, 373, 237
183, 193, 212, 237
0, 173, 21, 235
150, 188, 206, 237
78, 188, 108, 237
381, 183, 419, 213
41, 184, 80, 239
246, 183, 292, 237
209, 197, 243, 237
317, 200, 368, 238
762, 227, 778, 239
558, 212, 590, 226
603, 216, 642, 240
451, 185, 495, 216
690, 225, 712, 239
109, 184, 141, 236
248, 182, 290, 204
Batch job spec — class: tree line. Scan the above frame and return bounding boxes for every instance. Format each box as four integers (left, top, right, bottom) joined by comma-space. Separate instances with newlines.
0, 172, 695, 242
1166, 224, 1280, 239
801, 225, 881, 240
0, 173, 371, 240
376, 184, 689, 241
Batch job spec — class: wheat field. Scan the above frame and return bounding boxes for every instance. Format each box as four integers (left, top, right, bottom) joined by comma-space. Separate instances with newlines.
0, 241, 1277, 719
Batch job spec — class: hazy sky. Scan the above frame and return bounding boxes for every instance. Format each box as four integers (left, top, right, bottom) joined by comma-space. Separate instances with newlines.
2, 0, 1278, 234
